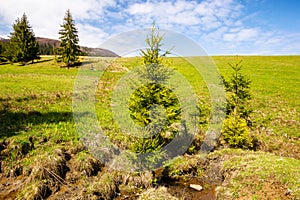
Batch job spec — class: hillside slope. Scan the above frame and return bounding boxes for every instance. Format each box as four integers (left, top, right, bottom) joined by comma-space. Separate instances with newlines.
0, 56, 299, 199
0, 37, 119, 57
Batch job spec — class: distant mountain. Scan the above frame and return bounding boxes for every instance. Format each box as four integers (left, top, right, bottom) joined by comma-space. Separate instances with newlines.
0, 37, 9, 43
35, 37, 60, 55
80, 46, 119, 57
36, 37, 60, 47
0, 37, 119, 57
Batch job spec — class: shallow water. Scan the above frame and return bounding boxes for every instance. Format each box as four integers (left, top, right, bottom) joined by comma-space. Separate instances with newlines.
166, 178, 216, 200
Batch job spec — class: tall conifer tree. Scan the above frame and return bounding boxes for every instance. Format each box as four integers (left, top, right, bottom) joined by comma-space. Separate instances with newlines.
128, 23, 180, 153
58, 10, 81, 68
7, 13, 39, 65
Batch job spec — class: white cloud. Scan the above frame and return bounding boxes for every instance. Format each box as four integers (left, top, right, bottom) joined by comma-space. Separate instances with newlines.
195, 0, 242, 18
202, 26, 228, 41
223, 28, 258, 41
0, 0, 299, 55
125, 0, 243, 29
223, 33, 235, 41
126, 2, 154, 14
236, 28, 258, 40
77, 24, 109, 47
0, 0, 115, 43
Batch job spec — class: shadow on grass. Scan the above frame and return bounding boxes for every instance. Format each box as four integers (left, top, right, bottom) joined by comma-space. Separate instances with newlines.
0, 61, 10, 65
0, 58, 54, 66
34, 58, 54, 64
0, 110, 73, 139
80, 61, 95, 66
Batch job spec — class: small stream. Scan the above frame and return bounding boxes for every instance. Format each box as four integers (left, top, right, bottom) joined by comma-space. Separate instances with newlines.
115, 165, 220, 200
166, 178, 216, 200
115, 177, 217, 200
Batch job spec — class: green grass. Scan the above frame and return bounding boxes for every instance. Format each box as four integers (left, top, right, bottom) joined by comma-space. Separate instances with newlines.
1, 55, 299, 149
92, 55, 300, 159
119, 55, 300, 137
0, 57, 78, 169
213, 56, 300, 138
0, 55, 299, 198
210, 148, 300, 199
2, 55, 298, 153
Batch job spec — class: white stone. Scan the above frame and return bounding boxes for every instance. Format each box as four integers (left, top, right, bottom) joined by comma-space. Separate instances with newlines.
189, 184, 203, 191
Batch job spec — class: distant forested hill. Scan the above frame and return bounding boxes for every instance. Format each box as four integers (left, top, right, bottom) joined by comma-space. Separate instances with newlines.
36, 37, 59, 55
0, 37, 119, 57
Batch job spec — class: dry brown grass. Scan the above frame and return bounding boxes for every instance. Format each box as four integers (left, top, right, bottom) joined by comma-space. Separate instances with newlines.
70, 150, 102, 176
17, 180, 50, 200
29, 149, 69, 183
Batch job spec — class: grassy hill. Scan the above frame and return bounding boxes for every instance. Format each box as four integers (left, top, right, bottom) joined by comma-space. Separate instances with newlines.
0, 56, 299, 199
0, 37, 119, 57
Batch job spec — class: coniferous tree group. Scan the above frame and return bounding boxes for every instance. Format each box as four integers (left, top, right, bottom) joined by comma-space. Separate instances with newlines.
5, 13, 39, 65
1, 10, 81, 67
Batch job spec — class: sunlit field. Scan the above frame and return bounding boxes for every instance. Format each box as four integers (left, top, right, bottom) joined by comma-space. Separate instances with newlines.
0, 55, 299, 199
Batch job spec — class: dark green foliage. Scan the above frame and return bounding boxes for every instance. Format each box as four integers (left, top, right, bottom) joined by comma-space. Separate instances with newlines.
130, 133, 165, 153
128, 23, 180, 153
0, 42, 6, 62
57, 10, 81, 68
221, 61, 253, 149
0, 42, 3, 55
6, 13, 39, 65
138, 23, 172, 83
223, 61, 252, 121
3, 42, 16, 64
140, 24, 171, 66
39, 43, 56, 55
128, 83, 180, 153
129, 83, 180, 127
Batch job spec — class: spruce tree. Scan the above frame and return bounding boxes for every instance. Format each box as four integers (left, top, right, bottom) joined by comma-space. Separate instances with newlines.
58, 10, 81, 68
223, 61, 252, 121
220, 61, 253, 149
128, 23, 180, 153
7, 13, 39, 65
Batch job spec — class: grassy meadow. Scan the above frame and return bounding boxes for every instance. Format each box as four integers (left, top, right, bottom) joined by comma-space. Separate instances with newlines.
0, 55, 299, 199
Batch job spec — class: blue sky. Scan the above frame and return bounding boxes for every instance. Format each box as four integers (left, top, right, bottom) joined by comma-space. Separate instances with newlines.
0, 0, 299, 55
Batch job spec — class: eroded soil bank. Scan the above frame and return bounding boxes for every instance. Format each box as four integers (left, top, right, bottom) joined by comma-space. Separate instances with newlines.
0, 146, 298, 199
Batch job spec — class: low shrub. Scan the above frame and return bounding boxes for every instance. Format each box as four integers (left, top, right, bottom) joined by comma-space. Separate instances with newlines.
221, 113, 253, 149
